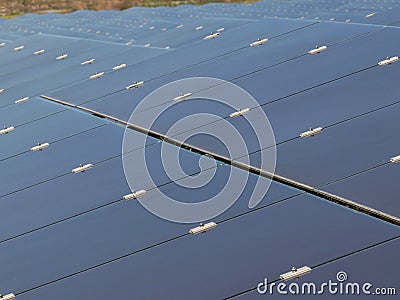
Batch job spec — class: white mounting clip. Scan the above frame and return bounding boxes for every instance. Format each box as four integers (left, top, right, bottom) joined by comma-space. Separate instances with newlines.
123, 189, 147, 200
0, 293, 16, 300
81, 58, 95, 65
280, 266, 312, 281
89, 72, 105, 79
229, 108, 250, 118
72, 163, 93, 173
30, 143, 50, 152
250, 38, 268, 46
33, 49, 45, 55
378, 56, 398, 66
173, 92, 192, 101
0, 126, 14, 135
15, 96, 29, 104
13, 45, 24, 51
204, 32, 220, 40
189, 222, 217, 234
390, 155, 400, 163
300, 127, 323, 138
126, 81, 144, 89
56, 54, 68, 60
308, 45, 328, 55
113, 63, 126, 70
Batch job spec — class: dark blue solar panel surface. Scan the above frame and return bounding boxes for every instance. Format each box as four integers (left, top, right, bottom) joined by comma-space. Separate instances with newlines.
0, 124, 121, 197
88, 48, 398, 173
234, 237, 400, 299
121, 18, 250, 48
12, 194, 399, 300
0, 1, 399, 299
0, 125, 300, 291
262, 103, 400, 187
0, 97, 63, 125
359, 7, 400, 25
0, 107, 103, 160
157, 59, 400, 158
0, 129, 296, 241
0, 38, 167, 107
78, 20, 376, 117
324, 163, 400, 218
45, 18, 316, 105
46, 22, 397, 127
231, 26, 399, 107
0, 154, 130, 240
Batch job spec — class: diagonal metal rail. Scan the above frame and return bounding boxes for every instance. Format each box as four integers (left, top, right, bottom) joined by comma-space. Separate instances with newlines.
40, 94, 400, 226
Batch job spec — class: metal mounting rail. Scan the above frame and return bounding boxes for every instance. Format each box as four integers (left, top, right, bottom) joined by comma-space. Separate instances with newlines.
41, 94, 400, 226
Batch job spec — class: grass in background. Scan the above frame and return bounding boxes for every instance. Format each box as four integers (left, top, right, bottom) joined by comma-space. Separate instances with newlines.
1, 13, 22, 19
1, 0, 259, 19
136, 0, 259, 8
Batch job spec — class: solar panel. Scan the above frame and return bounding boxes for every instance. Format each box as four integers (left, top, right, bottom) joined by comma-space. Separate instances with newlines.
8, 194, 398, 300
324, 163, 400, 217
0, 1, 399, 299
359, 7, 400, 25
0, 97, 62, 126
0, 124, 121, 196
123, 18, 250, 48
264, 103, 400, 187
0, 38, 166, 107
69, 24, 397, 175
160, 57, 400, 159
44, 20, 389, 127
0, 128, 299, 293
231, 26, 399, 107
45, 18, 317, 105
233, 237, 400, 298
0, 107, 104, 160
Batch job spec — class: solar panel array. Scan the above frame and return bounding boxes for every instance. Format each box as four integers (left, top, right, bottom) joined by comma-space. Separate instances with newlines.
0, 1, 399, 299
